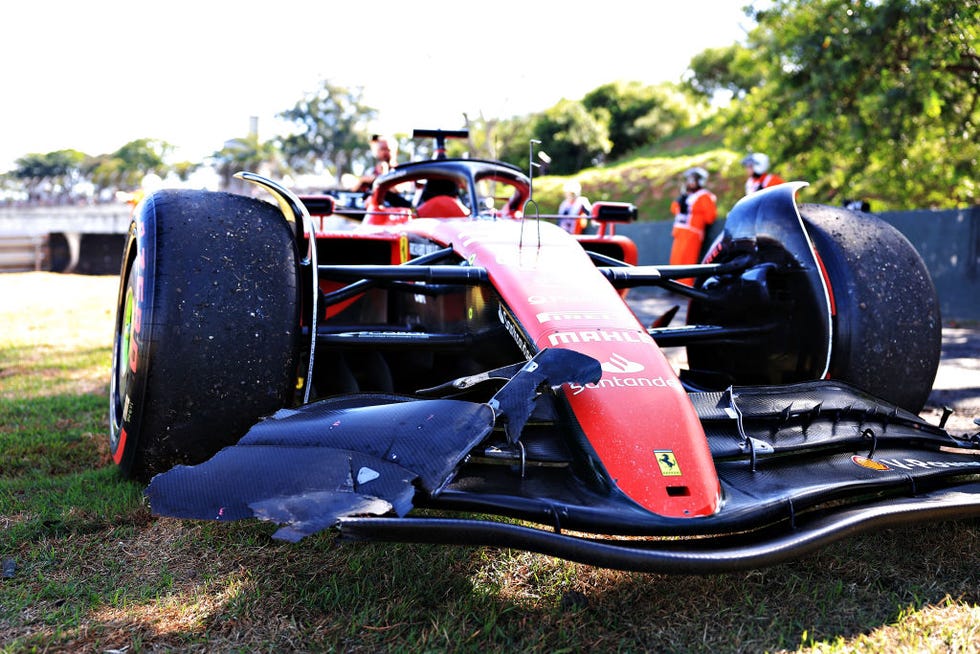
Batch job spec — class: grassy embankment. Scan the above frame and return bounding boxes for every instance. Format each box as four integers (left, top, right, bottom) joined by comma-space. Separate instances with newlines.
532, 124, 746, 222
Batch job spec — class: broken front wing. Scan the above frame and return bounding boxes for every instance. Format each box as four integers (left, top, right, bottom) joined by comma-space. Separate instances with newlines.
145, 348, 980, 573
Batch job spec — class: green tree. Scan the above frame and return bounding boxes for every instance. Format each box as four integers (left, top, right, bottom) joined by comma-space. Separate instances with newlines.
526, 99, 611, 175
278, 80, 377, 180
171, 160, 201, 182
88, 139, 173, 190
493, 114, 536, 171
84, 154, 123, 197
10, 149, 87, 201
462, 112, 500, 160
722, 0, 978, 209
684, 44, 766, 100
211, 133, 282, 190
583, 81, 707, 158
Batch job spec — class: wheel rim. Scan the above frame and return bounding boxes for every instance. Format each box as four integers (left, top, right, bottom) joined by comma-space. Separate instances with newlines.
109, 271, 136, 453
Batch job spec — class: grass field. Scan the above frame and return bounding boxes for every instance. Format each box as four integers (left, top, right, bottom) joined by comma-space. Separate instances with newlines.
1, 272, 979, 653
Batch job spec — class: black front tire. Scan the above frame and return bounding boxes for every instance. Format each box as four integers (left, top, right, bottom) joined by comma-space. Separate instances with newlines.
799, 204, 941, 412
109, 189, 301, 481
687, 204, 941, 413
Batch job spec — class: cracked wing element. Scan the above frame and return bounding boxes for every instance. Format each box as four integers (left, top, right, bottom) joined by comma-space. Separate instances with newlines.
145, 348, 601, 541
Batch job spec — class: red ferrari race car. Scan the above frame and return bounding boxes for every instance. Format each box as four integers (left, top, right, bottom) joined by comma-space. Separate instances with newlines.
109, 129, 980, 573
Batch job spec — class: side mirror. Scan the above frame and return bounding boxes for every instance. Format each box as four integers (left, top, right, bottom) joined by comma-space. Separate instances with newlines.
299, 195, 336, 217
591, 201, 637, 223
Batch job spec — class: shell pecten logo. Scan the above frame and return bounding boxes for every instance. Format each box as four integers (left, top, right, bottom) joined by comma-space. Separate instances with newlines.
851, 455, 891, 471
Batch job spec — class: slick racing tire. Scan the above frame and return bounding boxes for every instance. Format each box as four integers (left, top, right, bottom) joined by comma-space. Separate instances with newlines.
109, 189, 301, 481
688, 204, 941, 413
796, 204, 941, 413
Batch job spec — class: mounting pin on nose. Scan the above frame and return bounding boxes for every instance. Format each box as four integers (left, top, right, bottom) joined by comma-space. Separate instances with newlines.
939, 406, 953, 429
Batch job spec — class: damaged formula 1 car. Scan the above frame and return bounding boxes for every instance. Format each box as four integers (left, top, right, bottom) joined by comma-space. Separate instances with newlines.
109, 129, 980, 573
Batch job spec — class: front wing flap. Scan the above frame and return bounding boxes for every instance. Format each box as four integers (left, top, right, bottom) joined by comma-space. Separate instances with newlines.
145, 397, 490, 542
146, 348, 601, 542
146, 357, 980, 570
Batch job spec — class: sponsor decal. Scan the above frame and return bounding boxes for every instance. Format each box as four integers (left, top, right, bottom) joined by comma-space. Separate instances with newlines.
498, 305, 535, 360
528, 294, 602, 305
409, 242, 445, 258
123, 394, 134, 422
547, 329, 652, 347
567, 353, 681, 395
536, 310, 612, 323
568, 375, 681, 395
493, 251, 542, 266
876, 458, 980, 471
336, 331, 433, 340
128, 244, 146, 373
851, 455, 890, 471
399, 235, 409, 262
600, 353, 645, 373
655, 450, 682, 476
851, 455, 980, 472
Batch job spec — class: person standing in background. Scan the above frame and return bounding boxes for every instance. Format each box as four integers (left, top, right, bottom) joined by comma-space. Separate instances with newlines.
557, 180, 592, 233
742, 152, 784, 195
357, 135, 399, 191
669, 167, 717, 286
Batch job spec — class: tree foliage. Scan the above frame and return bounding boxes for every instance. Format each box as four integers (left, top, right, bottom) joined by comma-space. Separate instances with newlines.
491, 82, 707, 173
583, 81, 708, 158
278, 80, 377, 180
211, 133, 283, 190
684, 44, 766, 100
717, 0, 978, 209
525, 100, 611, 175
170, 160, 201, 182
88, 139, 173, 191
492, 115, 536, 171
10, 149, 87, 201
7, 5, 975, 213
462, 113, 500, 161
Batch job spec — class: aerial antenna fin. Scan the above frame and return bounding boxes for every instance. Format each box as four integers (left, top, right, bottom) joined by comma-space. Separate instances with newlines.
520, 139, 549, 248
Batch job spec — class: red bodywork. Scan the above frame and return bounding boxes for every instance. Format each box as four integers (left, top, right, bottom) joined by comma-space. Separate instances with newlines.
312, 204, 721, 519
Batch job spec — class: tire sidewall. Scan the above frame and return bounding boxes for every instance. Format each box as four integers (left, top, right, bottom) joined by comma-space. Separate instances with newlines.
800, 205, 942, 412
109, 209, 157, 476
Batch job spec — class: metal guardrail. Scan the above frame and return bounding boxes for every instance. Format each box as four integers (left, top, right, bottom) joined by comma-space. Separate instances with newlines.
0, 205, 131, 236
0, 234, 48, 272
0, 206, 130, 273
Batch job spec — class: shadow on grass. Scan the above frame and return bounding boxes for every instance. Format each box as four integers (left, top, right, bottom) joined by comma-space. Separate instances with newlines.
0, 390, 109, 477
3, 479, 978, 652
3, 393, 978, 652
158, 516, 980, 652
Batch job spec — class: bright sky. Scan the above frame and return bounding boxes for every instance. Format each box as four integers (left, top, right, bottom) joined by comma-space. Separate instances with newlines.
0, 0, 753, 173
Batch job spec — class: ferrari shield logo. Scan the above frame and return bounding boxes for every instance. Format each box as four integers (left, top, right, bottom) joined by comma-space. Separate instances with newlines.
654, 450, 682, 476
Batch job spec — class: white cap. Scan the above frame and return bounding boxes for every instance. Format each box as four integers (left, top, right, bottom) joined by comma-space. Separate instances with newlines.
683, 167, 709, 185
741, 153, 770, 175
